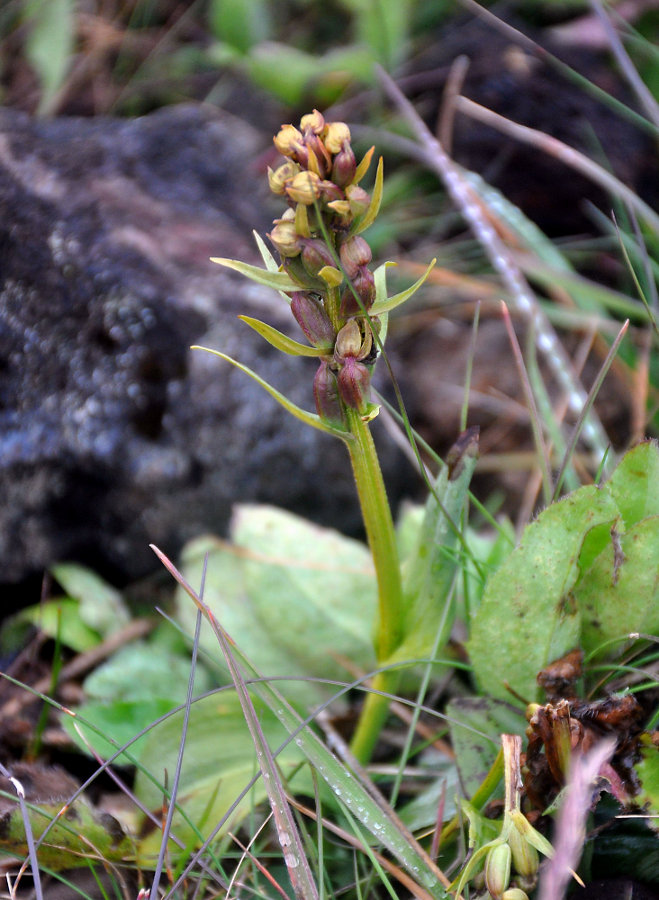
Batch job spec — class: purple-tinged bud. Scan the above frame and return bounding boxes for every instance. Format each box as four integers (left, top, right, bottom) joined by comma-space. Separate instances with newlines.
339, 236, 372, 279
300, 238, 337, 279
285, 171, 322, 205
268, 161, 300, 195
334, 318, 363, 360
345, 184, 371, 217
338, 357, 371, 412
323, 122, 351, 155
274, 124, 304, 158
331, 143, 356, 188
268, 219, 301, 258
340, 268, 376, 316
319, 179, 345, 204
291, 292, 335, 348
314, 361, 346, 427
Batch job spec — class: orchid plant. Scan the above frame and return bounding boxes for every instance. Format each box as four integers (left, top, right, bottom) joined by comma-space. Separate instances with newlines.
196, 109, 444, 762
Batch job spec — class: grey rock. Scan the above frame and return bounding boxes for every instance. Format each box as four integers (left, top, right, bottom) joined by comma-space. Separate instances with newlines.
0, 104, 406, 589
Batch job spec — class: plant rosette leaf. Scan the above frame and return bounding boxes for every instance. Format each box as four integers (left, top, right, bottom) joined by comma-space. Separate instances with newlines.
134, 691, 304, 860
577, 516, 659, 659
635, 735, 659, 822
468, 441, 659, 702
50, 562, 131, 636
176, 506, 377, 708
468, 485, 620, 704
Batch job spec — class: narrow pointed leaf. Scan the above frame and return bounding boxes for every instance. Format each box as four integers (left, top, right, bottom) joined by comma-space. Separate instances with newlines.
192, 346, 347, 437
371, 258, 437, 316
353, 145, 375, 184
211, 257, 299, 293
373, 260, 397, 305
354, 156, 384, 235
253, 230, 280, 273
238, 316, 327, 356
212, 601, 320, 900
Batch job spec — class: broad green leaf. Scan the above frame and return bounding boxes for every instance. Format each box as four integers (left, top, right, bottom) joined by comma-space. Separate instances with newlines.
446, 697, 524, 799
16, 599, 100, 653
62, 698, 174, 764
354, 157, 384, 235
0, 792, 134, 870
238, 315, 327, 356
636, 736, 659, 817
192, 347, 347, 437
177, 508, 377, 708
242, 43, 375, 106
134, 692, 304, 859
81, 642, 211, 704
468, 486, 620, 703
577, 516, 659, 659
370, 258, 437, 316
232, 505, 377, 682
607, 440, 659, 527
50, 563, 130, 636
25, 0, 74, 115
210, 257, 299, 292
208, 0, 271, 52
390, 432, 478, 663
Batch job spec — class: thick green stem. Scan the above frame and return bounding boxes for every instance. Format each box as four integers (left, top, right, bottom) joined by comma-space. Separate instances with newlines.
344, 406, 405, 763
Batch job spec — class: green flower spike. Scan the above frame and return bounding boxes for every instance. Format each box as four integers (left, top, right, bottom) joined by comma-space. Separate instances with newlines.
203, 110, 436, 763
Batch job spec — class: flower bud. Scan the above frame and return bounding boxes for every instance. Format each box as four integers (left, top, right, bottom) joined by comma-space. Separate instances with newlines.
484, 842, 511, 899
508, 823, 539, 879
274, 124, 304, 158
323, 121, 351, 154
340, 236, 372, 279
291, 292, 335, 348
345, 184, 371, 217
268, 219, 301, 258
326, 199, 352, 221
502, 890, 530, 900
334, 318, 363, 360
318, 179, 345, 204
285, 171, 322, 205
340, 268, 375, 316
313, 361, 345, 427
332, 143, 356, 188
338, 357, 371, 412
300, 239, 337, 280
268, 161, 300, 195
300, 109, 325, 134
